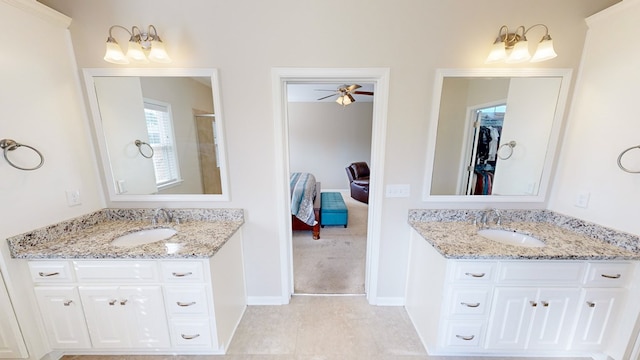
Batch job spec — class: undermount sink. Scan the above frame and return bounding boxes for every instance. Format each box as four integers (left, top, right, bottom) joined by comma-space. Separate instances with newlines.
478, 229, 545, 248
111, 228, 177, 247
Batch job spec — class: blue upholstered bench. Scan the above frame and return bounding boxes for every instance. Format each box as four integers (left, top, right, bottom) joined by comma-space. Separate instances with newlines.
320, 192, 348, 228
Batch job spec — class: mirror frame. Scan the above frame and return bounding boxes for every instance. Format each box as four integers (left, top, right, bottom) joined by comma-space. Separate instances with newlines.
83, 68, 230, 202
422, 68, 572, 203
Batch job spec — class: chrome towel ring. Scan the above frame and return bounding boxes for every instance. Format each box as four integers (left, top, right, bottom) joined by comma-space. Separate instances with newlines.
0, 139, 44, 171
135, 140, 154, 159
497, 141, 517, 160
617, 145, 640, 173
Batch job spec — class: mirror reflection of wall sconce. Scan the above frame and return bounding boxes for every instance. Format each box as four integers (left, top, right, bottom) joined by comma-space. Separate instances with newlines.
104, 25, 172, 65
485, 24, 557, 64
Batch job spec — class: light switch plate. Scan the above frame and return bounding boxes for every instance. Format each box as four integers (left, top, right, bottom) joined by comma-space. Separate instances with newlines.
386, 184, 410, 198
65, 190, 81, 206
575, 192, 590, 208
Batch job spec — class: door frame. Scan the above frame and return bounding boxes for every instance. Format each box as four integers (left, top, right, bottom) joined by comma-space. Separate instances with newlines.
271, 68, 390, 304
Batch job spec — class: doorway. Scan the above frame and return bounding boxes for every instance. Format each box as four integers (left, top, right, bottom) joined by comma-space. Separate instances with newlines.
287, 82, 373, 294
272, 68, 389, 304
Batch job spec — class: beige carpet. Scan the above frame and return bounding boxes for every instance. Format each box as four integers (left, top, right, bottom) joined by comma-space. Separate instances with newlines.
293, 190, 368, 294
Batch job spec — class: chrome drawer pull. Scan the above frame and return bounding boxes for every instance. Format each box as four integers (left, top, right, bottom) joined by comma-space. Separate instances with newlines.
461, 302, 480, 308
177, 301, 197, 307
63, 300, 73, 306
601, 273, 621, 279
181, 334, 200, 340
587, 301, 596, 308
455, 334, 475, 341
464, 272, 485, 278
38, 271, 60, 277
530, 301, 538, 307
120, 299, 128, 306
109, 299, 117, 306
172, 272, 193, 277
541, 301, 549, 307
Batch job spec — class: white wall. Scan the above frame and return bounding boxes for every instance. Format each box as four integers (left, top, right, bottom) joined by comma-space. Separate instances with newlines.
35, 0, 619, 302
0, 1, 104, 358
288, 102, 372, 189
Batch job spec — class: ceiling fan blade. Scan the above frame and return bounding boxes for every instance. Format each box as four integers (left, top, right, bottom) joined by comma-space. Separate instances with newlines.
353, 91, 374, 96
317, 93, 338, 100
346, 84, 362, 92
314, 89, 337, 92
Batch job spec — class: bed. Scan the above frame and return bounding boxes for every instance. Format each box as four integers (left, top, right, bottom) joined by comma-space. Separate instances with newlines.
290, 172, 321, 240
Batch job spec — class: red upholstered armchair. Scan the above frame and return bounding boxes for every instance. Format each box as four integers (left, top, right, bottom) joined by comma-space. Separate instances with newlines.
346, 162, 370, 204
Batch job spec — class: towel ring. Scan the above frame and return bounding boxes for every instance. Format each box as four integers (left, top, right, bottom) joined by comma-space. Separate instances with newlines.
134, 140, 154, 159
0, 139, 44, 171
617, 145, 640, 173
497, 141, 517, 160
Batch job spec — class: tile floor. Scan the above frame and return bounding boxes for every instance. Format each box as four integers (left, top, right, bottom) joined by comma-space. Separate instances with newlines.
62, 296, 591, 360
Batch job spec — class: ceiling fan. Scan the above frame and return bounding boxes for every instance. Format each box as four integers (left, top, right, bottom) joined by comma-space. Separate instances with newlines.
316, 84, 374, 105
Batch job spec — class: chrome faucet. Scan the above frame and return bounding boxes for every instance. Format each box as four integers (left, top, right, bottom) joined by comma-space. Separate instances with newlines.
153, 208, 173, 224
479, 208, 501, 228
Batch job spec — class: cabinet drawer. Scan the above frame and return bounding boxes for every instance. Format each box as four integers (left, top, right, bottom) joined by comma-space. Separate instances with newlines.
164, 286, 209, 316
169, 319, 213, 348
447, 288, 491, 316
161, 261, 205, 283
29, 261, 74, 283
74, 261, 158, 282
442, 320, 484, 348
450, 261, 495, 283
497, 261, 584, 284
583, 262, 634, 287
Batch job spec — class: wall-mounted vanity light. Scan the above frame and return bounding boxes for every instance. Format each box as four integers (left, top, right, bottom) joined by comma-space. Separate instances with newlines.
104, 25, 172, 64
485, 24, 557, 64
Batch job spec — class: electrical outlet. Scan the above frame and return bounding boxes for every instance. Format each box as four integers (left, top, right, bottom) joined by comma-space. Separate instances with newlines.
574, 192, 590, 208
386, 184, 410, 198
65, 190, 81, 207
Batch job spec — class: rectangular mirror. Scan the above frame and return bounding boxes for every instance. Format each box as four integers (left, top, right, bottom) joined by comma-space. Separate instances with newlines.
84, 68, 230, 202
423, 68, 572, 203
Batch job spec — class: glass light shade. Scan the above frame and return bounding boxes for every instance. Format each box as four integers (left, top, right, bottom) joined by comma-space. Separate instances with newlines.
485, 40, 507, 63
530, 38, 557, 63
148, 40, 172, 63
506, 40, 531, 63
126, 41, 149, 64
104, 39, 129, 64
336, 95, 345, 105
344, 94, 355, 105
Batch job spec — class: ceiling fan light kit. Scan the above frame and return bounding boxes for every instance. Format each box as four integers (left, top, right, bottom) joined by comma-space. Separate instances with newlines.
316, 84, 374, 106
485, 24, 557, 64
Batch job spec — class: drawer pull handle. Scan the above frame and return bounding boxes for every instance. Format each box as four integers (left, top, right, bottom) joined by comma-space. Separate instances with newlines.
541, 301, 549, 307
177, 301, 197, 307
601, 273, 621, 279
181, 334, 200, 340
38, 271, 60, 277
464, 272, 485, 278
587, 301, 596, 308
461, 302, 480, 308
109, 299, 117, 306
455, 334, 475, 341
120, 299, 128, 306
63, 300, 73, 306
530, 301, 538, 307
172, 272, 193, 277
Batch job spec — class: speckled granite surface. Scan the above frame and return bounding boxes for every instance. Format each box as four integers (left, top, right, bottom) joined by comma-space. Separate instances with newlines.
7, 208, 244, 259
409, 209, 640, 260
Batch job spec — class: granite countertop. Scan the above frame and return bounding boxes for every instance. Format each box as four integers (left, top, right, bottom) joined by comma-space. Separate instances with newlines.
409, 210, 640, 261
7, 208, 244, 259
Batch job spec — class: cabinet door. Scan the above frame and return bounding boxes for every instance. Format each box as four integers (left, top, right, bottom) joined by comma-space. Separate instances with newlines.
120, 286, 170, 348
486, 288, 537, 349
33, 286, 91, 349
79, 286, 128, 348
0, 275, 28, 358
572, 288, 624, 350
528, 288, 579, 350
